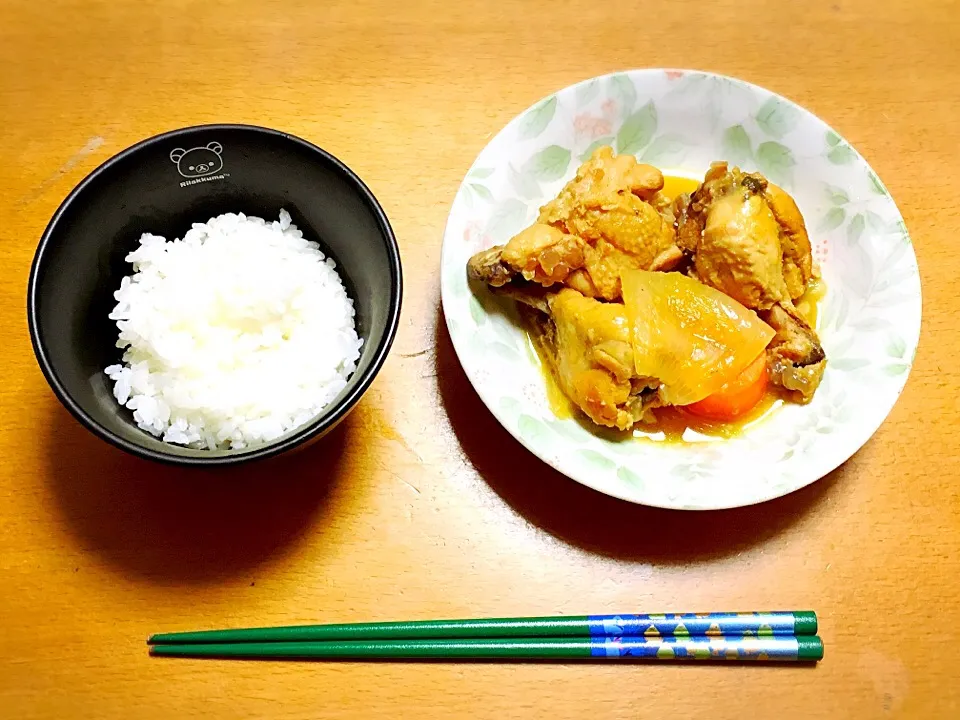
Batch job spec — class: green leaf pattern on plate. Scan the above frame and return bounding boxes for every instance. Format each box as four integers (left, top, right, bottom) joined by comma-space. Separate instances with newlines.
440, 69, 921, 510
508, 163, 541, 200
485, 198, 530, 242
886, 334, 906, 359
722, 124, 753, 166
580, 449, 617, 473
499, 397, 522, 420
458, 183, 474, 210
755, 97, 800, 138
468, 296, 486, 327
488, 341, 521, 363
641, 134, 686, 165
819, 207, 846, 232
518, 96, 558, 140
609, 74, 637, 114
616, 101, 657, 155
518, 414, 553, 447
545, 417, 587, 443
756, 141, 795, 184
576, 79, 600, 107
847, 213, 866, 243
824, 184, 849, 205
617, 466, 645, 489
469, 183, 493, 202
825, 131, 857, 165
524, 145, 571, 182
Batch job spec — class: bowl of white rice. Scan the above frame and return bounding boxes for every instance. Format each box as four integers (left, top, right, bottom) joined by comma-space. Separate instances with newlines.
28, 125, 402, 465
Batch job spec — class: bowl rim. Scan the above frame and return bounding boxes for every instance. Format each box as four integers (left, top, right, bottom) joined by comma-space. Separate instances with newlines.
27, 123, 403, 466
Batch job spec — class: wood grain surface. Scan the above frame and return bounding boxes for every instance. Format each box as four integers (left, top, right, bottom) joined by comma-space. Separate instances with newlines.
2, 0, 959, 717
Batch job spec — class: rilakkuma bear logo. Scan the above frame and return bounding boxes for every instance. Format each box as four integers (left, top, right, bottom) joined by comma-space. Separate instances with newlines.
170, 142, 224, 178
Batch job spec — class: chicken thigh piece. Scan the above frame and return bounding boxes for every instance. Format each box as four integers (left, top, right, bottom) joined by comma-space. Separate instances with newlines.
491, 283, 659, 430
538, 146, 682, 299
674, 162, 825, 401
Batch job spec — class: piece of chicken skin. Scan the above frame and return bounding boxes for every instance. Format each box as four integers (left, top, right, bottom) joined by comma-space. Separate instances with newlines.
698, 190, 792, 309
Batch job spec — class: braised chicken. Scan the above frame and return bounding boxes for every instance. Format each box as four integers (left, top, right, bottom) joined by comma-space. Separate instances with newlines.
470, 223, 588, 289
494, 284, 659, 430
763, 303, 826, 400
675, 162, 825, 401
481, 270, 779, 430
465, 150, 828, 431
469, 146, 682, 301
537, 146, 683, 299
675, 162, 813, 306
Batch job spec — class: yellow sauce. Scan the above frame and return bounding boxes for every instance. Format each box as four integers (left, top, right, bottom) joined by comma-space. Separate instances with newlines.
633, 393, 784, 443
659, 173, 701, 199
795, 276, 827, 328
525, 334, 577, 420
542, 363, 577, 420
524, 174, 828, 445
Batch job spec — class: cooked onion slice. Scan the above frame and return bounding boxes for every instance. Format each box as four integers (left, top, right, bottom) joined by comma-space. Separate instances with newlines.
622, 270, 775, 406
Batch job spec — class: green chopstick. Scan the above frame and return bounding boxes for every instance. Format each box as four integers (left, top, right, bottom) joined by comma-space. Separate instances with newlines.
148, 611, 816, 644
150, 636, 823, 662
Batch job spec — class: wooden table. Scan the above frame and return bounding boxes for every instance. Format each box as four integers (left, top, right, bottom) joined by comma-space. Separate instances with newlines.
2, 1, 958, 717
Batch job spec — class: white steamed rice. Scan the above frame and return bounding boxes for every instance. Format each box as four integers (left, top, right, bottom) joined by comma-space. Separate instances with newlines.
105, 210, 362, 450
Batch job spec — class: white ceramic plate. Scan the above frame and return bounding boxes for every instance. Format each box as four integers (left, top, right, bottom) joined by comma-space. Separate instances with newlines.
439, 69, 921, 510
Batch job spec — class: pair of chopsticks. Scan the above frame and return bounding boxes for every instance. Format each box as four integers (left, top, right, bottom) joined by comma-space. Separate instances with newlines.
149, 611, 823, 662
